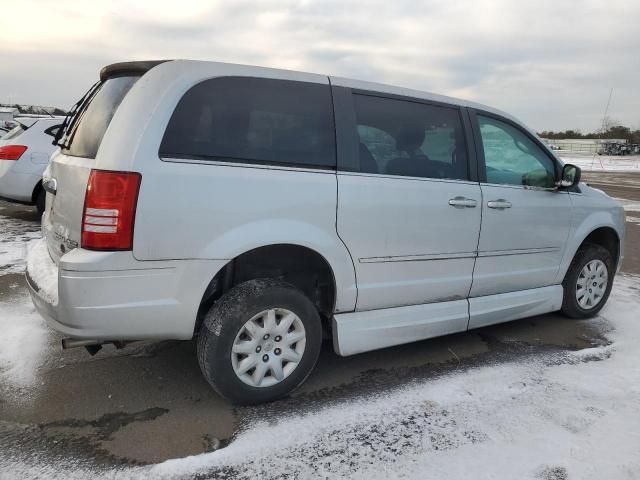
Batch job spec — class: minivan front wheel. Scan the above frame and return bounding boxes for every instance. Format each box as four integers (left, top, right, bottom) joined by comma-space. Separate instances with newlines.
561, 244, 614, 319
197, 279, 322, 405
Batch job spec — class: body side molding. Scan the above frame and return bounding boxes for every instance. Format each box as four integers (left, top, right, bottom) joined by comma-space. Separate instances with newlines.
333, 285, 564, 356
468, 285, 563, 329
333, 300, 468, 356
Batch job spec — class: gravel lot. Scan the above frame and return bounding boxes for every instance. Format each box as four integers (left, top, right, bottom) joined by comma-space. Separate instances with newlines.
1, 172, 639, 479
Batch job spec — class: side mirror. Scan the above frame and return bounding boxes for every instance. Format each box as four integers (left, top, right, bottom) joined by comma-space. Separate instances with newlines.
558, 163, 581, 188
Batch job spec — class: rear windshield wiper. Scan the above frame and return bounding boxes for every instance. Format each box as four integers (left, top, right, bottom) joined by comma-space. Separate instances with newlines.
53, 80, 101, 148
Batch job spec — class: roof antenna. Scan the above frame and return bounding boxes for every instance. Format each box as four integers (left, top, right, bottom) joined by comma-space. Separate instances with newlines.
591, 88, 613, 170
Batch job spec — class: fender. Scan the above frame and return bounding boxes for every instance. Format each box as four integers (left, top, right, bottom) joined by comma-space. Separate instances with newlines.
555, 207, 624, 283
199, 219, 358, 313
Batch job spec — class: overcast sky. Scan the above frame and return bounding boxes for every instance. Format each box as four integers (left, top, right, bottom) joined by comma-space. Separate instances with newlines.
1, 0, 638, 132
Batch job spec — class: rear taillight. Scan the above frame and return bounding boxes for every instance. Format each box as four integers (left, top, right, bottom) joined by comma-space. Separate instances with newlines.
81, 170, 142, 251
0, 145, 27, 160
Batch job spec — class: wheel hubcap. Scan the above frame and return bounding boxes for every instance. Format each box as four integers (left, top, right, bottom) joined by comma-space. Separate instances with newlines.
576, 259, 608, 310
231, 308, 306, 388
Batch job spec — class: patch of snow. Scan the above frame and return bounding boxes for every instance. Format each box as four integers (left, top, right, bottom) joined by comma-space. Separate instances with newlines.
560, 154, 640, 172
150, 274, 640, 479
146, 273, 640, 479
0, 295, 49, 391
0, 212, 40, 274
4, 275, 640, 479
25, 238, 58, 306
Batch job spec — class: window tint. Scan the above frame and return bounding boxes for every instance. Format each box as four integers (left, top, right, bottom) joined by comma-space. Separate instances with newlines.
160, 77, 336, 168
478, 115, 556, 188
63, 76, 139, 158
353, 94, 468, 180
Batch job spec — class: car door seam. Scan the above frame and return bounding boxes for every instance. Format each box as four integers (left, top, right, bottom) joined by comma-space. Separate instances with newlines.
466, 182, 484, 329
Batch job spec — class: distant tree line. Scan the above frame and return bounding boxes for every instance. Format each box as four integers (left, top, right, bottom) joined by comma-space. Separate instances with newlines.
539, 117, 640, 143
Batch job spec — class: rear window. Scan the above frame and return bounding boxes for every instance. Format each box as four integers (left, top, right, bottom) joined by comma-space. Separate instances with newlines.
160, 77, 336, 169
63, 75, 138, 158
2, 124, 26, 141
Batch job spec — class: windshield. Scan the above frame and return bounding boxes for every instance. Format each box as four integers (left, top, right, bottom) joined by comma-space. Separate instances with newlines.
60, 75, 139, 158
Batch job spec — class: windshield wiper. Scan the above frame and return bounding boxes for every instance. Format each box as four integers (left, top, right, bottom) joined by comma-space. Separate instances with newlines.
53, 80, 101, 148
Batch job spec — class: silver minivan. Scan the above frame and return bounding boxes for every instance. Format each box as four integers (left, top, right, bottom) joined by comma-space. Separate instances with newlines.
26, 60, 625, 404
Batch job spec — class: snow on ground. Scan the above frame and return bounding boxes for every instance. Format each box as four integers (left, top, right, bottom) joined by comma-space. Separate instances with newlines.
146, 275, 640, 480
0, 208, 51, 397
559, 153, 640, 172
0, 208, 41, 274
0, 295, 49, 392
2, 274, 640, 479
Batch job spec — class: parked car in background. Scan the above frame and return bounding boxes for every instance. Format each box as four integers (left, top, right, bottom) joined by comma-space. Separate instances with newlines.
0, 117, 63, 213
26, 60, 625, 405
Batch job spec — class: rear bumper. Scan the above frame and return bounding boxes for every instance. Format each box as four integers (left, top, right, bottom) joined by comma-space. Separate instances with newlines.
26, 239, 226, 341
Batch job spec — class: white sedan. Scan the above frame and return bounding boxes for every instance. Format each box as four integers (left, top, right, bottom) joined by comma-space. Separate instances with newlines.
0, 117, 64, 213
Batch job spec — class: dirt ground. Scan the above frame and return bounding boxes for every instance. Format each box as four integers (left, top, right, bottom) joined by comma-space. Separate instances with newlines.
0, 172, 639, 468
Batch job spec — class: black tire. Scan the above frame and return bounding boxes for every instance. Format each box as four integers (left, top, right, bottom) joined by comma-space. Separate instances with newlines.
35, 188, 46, 215
561, 243, 614, 319
197, 278, 323, 405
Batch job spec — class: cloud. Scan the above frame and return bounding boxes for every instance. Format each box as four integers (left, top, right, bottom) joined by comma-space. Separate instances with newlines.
0, 0, 638, 131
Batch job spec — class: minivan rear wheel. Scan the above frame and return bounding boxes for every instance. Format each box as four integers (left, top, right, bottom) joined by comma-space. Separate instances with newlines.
197, 278, 322, 405
561, 243, 614, 319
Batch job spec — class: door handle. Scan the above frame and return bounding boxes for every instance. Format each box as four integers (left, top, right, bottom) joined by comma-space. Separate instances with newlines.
448, 196, 477, 208
487, 199, 512, 209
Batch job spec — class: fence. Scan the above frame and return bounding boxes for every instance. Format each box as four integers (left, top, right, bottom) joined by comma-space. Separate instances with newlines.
540, 138, 639, 155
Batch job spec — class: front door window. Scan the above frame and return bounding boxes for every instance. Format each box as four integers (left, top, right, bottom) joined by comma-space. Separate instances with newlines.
478, 115, 556, 188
